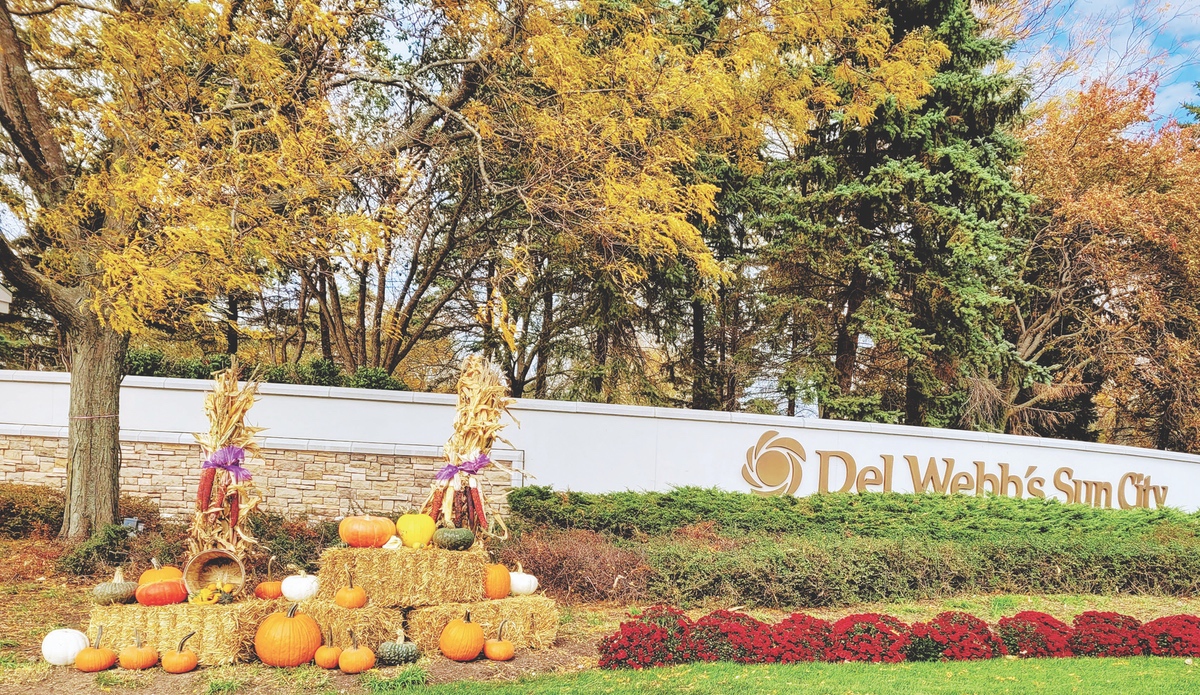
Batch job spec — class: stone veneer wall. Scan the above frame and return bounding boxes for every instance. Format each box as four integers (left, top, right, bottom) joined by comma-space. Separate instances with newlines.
0, 434, 512, 520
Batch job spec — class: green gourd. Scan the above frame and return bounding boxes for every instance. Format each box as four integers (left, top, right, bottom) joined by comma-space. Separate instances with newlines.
431, 528, 475, 551
92, 568, 138, 605
377, 628, 420, 665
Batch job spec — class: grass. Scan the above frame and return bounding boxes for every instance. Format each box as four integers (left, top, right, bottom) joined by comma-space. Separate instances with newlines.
94, 669, 152, 689
406, 658, 1200, 694
361, 667, 429, 693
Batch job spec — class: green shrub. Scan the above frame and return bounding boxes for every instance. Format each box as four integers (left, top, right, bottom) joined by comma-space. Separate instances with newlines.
508, 487, 1200, 542
345, 366, 408, 391
57, 524, 132, 575
299, 358, 343, 387
124, 348, 166, 377
0, 483, 65, 538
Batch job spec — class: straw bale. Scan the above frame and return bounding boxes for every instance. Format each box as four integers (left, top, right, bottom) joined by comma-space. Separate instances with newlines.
295, 599, 406, 651
88, 601, 276, 666
406, 595, 559, 653
316, 546, 486, 607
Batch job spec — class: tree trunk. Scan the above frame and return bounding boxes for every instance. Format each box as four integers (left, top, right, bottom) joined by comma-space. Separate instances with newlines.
224, 294, 239, 354
60, 320, 129, 540
834, 270, 865, 394
691, 296, 712, 409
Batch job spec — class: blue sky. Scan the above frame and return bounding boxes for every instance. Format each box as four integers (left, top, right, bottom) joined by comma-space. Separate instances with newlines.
1012, 0, 1200, 121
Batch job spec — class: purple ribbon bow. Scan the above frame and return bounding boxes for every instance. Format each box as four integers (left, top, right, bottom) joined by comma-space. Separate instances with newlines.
203, 445, 253, 482
436, 452, 491, 482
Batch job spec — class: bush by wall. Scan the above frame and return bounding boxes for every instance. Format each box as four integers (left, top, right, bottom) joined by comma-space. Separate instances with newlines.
0, 484, 166, 539
123, 349, 408, 391
509, 486, 1200, 542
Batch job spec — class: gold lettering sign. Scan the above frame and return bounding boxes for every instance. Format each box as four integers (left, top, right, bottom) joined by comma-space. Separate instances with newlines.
743, 430, 1167, 509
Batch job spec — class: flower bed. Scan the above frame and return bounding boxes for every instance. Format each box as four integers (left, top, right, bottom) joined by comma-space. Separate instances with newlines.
597, 606, 1200, 669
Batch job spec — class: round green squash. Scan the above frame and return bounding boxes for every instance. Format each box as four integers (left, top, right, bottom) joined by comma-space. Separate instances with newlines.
377, 629, 420, 665
431, 527, 475, 551
93, 568, 138, 605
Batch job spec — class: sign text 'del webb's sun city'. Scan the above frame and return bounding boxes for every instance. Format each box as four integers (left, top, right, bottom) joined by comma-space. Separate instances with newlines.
742, 431, 1170, 509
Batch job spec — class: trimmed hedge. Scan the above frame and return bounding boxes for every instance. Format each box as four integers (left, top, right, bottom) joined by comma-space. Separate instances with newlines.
508, 486, 1200, 542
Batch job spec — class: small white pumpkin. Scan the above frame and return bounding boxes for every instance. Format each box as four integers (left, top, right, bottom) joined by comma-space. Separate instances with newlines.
382, 535, 403, 550
281, 569, 320, 601
41, 628, 90, 666
509, 562, 539, 596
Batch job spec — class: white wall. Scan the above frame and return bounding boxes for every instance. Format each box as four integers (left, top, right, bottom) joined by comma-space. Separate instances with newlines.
3, 369, 1200, 511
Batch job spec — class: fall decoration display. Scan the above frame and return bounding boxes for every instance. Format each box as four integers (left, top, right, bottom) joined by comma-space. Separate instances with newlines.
314, 626, 341, 669
335, 572, 368, 609
419, 356, 517, 538
136, 579, 189, 607
315, 546, 486, 607
338, 629, 376, 674
281, 568, 320, 602
378, 628, 420, 665
189, 582, 237, 605
74, 626, 118, 673
484, 563, 511, 600
254, 603, 322, 667
162, 632, 199, 674
484, 621, 516, 661
118, 630, 159, 670
189, 361, 264, 559
138, 558, 183, 586
407, 595, 558, 654
89, 601, 278, 666
396, 513, 437, 548
42, 628, 90, 666
93, 568, 138, 605
439, 610, 486, 662
254, 556, 283, 599
432, 527, 475, 551
509, 563, 539, 596
339, 513, 395, 549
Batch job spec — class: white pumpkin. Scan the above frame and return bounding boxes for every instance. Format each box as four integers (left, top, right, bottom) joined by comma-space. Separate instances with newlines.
382, 535, 403, 550
509, 562, 539, 596
41, 628, 89, 666
281, 570, 320, 601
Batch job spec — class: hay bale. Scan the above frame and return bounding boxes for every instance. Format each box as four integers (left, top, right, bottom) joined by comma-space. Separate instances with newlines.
88, 601, 276, 666
296, 599, 406, 651
316, 546, 486, 607
406, 595, 559, 654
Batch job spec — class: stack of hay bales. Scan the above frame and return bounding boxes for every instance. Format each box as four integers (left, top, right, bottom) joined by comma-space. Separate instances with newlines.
88, 602, 277, 666
315, 545, 558, 654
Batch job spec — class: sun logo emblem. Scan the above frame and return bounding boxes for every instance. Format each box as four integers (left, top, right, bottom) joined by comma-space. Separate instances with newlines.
742, 430, 805, 496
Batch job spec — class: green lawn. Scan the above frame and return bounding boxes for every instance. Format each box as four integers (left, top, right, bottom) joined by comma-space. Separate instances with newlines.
392, 658, 1200, 695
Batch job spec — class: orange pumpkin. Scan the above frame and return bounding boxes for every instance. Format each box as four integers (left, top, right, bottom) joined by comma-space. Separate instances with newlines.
334, 571, 367, 609
75, 625, 117, 673
484, 620, 516, 661
338, 514, 394, 548
161, 632, 198, 674
439, 610, 485, 662
136, 579, 188, 606
484, 564, 511, 600
118, 630, 158, 670
338, 629, 376, 674
255, 555, 283, 600
137, 558, 183, 586
314, 626, 341, 669
254, 603, 323, 667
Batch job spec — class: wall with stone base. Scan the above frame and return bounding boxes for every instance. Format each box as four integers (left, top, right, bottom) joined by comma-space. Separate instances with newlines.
0, 434, 512, 520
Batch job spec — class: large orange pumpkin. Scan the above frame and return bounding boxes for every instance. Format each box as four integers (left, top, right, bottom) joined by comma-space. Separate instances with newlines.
338, 514, 394, 548
135, 579, 188, 606
254, 555, 283, 600
439, 610, 485, 662
254, 603, 323, 667
484, 564, 511, 600
138, 558, 183, 586
74, 626, 117, 673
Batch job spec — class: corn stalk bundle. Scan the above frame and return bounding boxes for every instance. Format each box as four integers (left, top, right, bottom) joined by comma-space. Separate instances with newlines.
420, 356, 519, 539
188, 360, 265, 558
